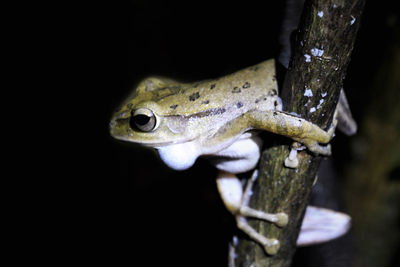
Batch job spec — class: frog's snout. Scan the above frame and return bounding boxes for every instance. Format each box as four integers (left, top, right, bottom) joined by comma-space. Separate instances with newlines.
109, 118, 119, 139
109, 113, 129, 140
109, 119, 117, 136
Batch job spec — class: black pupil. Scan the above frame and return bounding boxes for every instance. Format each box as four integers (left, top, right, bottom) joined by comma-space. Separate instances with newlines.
133, 114, 150, 126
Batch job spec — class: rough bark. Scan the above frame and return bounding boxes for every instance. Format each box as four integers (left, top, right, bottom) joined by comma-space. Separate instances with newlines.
234, 0, 365, 266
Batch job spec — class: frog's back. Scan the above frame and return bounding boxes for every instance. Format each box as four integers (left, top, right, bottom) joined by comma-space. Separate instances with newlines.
157, 59, 279, 116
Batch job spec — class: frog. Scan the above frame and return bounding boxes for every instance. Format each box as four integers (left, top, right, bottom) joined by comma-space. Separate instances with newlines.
109, 59, 355, 255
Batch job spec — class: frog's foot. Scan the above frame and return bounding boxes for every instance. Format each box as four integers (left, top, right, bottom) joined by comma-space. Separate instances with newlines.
216, 170, 288, 255
236, 216, 281, 255
297, 206, 351, 246
305, 141, 332, 156
303, 107, 339, 156
297, 122, 334, 156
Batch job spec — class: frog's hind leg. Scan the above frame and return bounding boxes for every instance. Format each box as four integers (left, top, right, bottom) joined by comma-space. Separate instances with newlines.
216, 170, 288, 255
240, 170, 288, 228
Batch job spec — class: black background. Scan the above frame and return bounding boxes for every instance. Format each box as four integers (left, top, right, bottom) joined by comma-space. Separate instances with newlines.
62, 1, 399, 266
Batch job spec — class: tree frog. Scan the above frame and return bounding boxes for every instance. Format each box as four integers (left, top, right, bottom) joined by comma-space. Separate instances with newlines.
110, 59, 354, 255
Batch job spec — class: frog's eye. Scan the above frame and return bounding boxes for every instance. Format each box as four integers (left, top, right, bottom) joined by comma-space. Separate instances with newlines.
130, 108, 158, 132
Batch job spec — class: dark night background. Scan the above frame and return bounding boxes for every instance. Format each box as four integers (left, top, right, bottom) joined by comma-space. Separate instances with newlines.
63, 1, 399, 266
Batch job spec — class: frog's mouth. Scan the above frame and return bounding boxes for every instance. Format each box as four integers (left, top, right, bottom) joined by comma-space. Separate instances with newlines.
110, 121, 193, 147
110, 128, 193, 148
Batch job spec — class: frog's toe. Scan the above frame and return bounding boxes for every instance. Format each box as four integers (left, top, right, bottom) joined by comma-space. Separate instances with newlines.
264, 239, 280, 255
275, 212, 289, 227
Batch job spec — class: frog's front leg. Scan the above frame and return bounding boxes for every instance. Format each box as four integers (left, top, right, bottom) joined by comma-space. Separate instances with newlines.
247, 110, 335, 156
216, 170, 288, 255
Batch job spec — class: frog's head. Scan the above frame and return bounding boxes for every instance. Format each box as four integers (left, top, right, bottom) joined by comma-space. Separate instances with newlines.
109, 77, 198, 147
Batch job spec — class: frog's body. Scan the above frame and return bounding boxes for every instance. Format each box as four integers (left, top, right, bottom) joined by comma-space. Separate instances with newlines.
110, 59, 355, 255
111, 60, 281, 172
111, 59, 335, 172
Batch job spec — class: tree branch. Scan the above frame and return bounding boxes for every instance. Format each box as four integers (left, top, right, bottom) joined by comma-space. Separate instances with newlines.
235, 0, 365, 266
